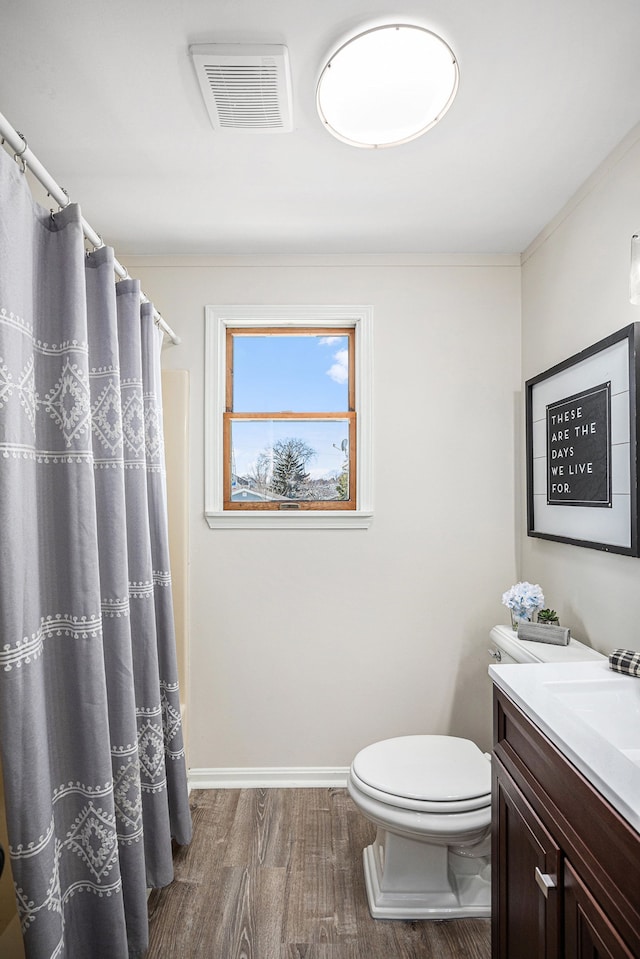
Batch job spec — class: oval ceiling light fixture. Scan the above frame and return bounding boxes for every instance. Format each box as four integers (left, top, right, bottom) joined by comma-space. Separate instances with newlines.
316, 23, 459, 149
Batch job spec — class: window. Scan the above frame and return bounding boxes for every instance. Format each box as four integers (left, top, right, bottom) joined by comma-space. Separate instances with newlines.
226, 327, 356, 509
205, 306, 373, 529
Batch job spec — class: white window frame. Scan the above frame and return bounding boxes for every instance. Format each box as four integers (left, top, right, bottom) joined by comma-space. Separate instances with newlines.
204, 305, 373, 529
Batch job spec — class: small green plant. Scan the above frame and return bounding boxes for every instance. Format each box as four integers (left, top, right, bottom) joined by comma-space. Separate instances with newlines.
537, 608, 559, 625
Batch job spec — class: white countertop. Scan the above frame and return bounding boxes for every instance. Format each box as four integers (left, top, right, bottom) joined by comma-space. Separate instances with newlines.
489, 659, 640, 834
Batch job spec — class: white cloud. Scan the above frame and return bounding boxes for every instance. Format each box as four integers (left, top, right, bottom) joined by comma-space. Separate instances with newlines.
318, 336, 342, 346
326, 348, 349, 384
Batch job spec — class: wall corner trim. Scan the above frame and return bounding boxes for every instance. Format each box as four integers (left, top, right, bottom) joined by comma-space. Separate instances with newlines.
522, 119, 640, 264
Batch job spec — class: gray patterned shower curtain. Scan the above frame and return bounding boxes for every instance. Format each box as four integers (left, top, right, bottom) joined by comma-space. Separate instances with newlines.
0, 147, 191, 958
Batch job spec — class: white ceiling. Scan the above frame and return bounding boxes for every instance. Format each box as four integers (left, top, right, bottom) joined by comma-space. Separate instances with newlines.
2, 0, 640, 256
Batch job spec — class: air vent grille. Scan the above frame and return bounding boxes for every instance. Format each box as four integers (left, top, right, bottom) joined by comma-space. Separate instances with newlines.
204, 61, 281, 128
190, 44, 293, 132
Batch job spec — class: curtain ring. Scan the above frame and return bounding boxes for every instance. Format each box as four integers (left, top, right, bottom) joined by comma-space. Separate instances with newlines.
49, 188, 70, 217
13, 132, 27, 174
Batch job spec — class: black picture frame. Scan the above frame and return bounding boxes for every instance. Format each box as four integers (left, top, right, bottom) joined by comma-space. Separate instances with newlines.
526, 323, 640, 555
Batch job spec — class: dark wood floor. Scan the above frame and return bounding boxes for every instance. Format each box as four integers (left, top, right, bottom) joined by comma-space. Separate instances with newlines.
146, 788, 491, 958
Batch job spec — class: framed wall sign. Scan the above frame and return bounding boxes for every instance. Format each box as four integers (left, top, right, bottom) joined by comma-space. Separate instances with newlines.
526, 323, 640, 555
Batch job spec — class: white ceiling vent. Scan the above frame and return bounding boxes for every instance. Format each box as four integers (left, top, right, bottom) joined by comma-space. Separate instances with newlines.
190, 43, 293, 132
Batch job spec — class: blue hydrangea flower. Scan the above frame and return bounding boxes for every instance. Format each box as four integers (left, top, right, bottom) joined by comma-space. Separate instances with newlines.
501, 581, 545, 618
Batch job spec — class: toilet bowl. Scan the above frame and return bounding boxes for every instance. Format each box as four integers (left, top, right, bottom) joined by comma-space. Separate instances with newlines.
350, 624, 607, 921
348, 734, 492, 920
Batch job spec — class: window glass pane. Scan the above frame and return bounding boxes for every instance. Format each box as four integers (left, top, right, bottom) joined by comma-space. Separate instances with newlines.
232, 335, 349, 412
231, 420, 350, 502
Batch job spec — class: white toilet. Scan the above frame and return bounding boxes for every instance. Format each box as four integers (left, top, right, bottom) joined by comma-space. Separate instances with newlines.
348, 623, 605, 920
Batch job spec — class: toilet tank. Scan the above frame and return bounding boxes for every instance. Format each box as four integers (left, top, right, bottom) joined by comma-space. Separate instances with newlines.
489, 624, 605, 665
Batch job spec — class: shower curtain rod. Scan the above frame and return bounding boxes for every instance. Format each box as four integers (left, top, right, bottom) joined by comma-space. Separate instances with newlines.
0, 110, 180, 345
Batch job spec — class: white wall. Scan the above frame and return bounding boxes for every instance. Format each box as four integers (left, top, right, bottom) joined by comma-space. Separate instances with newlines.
125, 254, 521, 768
521, 125, 640, 653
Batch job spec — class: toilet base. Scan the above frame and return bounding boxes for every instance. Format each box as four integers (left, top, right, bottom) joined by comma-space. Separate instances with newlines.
362, 829, 491, 920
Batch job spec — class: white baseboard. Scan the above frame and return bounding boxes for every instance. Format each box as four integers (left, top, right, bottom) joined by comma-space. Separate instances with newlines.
188, 766, 349, 790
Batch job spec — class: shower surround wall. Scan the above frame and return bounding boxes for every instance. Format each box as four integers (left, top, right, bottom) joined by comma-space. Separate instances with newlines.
126, 254, 522, 776
161, 370, 190, 762
0, 759, 24, 957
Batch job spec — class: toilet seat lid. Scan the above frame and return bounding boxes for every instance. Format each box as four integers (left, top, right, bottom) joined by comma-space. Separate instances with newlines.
352, 735, 491, 804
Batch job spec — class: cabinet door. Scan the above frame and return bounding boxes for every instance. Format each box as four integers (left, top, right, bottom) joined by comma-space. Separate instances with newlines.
564, 859, 635, 959
493, 762, 561, 959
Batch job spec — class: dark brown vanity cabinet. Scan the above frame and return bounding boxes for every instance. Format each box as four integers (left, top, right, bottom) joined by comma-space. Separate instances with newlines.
492, 687, 640, 959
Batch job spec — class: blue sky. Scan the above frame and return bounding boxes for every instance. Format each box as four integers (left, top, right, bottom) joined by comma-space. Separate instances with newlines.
232, 334, 350, 478
233, 334, 349, 412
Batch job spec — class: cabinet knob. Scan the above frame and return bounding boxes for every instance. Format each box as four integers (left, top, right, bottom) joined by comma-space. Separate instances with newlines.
534, 867, 556, 899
